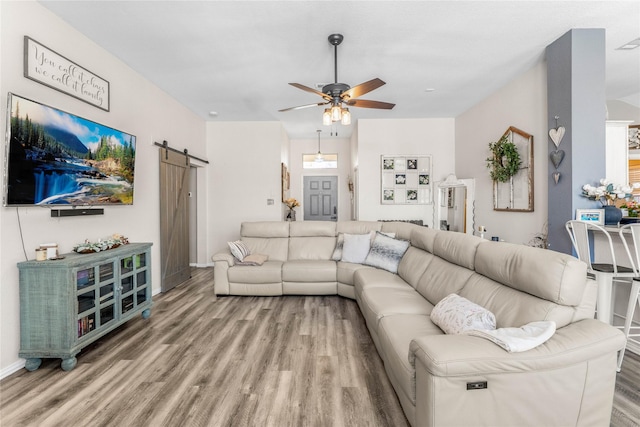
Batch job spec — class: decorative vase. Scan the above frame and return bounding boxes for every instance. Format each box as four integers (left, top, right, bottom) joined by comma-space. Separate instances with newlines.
286, 208, 296, 221
603, 205, 622, 226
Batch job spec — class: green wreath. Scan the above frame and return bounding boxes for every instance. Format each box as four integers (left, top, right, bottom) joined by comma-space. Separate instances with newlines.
486, 135, 522, 183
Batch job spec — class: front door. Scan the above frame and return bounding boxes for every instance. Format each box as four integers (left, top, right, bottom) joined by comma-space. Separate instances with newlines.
303, 176, 338, 221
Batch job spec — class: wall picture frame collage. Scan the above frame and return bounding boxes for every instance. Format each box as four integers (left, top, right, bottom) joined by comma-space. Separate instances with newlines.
381, 155, 432, 204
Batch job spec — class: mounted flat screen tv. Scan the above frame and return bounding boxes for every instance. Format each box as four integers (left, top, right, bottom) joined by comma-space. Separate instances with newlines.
4, 93, 136, 206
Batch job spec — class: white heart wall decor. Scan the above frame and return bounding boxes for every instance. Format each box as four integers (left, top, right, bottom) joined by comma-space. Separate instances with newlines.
553, 172, 560, 184
549, 126, 565, 148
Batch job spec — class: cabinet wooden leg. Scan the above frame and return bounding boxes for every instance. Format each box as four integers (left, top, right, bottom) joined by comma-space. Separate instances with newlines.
61, 357, 77, 371
142, 308, 151, 319
24, 358, 41, 371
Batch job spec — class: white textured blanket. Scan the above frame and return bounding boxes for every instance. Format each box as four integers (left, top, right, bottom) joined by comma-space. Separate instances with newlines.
465, 321, 556, 353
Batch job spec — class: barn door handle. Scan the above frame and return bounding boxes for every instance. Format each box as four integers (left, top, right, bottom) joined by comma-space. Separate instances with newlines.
333, 206, 337, 214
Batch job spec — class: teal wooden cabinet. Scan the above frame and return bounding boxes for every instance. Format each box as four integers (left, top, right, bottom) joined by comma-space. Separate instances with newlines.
17, 243, 153, 371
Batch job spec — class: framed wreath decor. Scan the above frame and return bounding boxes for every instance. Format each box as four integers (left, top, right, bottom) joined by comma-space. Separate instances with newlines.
486, 135, 522, 183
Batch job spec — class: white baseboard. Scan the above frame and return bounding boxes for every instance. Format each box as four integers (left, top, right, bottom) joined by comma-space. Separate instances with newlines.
189, 262, 214, 268
0, 359, 25, 380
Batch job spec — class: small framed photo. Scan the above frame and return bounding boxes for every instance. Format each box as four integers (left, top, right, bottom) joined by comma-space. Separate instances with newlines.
575, 209, 604, 225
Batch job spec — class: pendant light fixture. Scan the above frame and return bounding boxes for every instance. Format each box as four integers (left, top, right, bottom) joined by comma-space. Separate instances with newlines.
315, 129, 324, 162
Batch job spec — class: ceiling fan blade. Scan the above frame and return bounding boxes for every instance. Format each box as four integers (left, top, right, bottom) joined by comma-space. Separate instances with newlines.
340, 78, 386, 100
278, 101, 329, 112
289, 83, 332, 101
346, 99, 395, 110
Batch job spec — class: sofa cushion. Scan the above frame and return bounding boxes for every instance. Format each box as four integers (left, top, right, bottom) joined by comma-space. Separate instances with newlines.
242, 237, 289, 261
364, 232, 410, 274
241, 221, 289, 238
415, 257, 474, 305
289, 221, 336, 237
282, 260, 337, 282
354, 267, 411, 294
380, 221, 422, 240
409, 226, 439, 254
289, 236, 336, 260
433, 231, 485, 271
341, 233, 371, 263
337, 220, 382, 235
430, 293, 496, 334
460, 273, 578, 329
397, 247, 433, 289
357, 286, 432, 331
337, 261, 374, 286
474, 241, 587, 306
228, 260, 283, 284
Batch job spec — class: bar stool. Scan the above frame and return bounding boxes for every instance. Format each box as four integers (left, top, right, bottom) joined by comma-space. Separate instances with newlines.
616, 223, 640, 371
565, 220, 636, 326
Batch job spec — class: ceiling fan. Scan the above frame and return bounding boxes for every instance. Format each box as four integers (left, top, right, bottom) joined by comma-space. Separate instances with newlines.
279, 33, 395, 125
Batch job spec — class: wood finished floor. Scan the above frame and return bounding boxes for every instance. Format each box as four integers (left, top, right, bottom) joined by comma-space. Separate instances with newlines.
0, 267, 638, 427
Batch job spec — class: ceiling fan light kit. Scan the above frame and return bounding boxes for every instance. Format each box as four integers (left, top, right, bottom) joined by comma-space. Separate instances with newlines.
280, 33, 394, 128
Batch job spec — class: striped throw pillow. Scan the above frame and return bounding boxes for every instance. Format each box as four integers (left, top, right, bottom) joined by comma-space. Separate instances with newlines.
227, 240, 250, 262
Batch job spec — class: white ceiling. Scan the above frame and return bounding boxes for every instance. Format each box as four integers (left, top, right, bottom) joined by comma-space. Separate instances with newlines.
39, 1, 640, 139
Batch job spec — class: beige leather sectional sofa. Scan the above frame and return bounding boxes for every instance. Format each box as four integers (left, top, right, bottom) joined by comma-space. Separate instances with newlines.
212, 220, 625, 426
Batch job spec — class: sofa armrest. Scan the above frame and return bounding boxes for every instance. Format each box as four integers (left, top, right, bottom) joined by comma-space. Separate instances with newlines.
212, 249, 235, 265
409, 319, 625, 376
212, 250, 234, 295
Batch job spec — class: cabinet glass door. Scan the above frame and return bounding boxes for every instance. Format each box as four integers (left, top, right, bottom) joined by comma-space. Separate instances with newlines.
77, 260, 116, 339
119, 252, 149, 315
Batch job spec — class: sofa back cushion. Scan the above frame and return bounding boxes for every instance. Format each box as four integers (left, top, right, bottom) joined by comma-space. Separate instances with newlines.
474, 241, 588, 306
289, 221, 337, 260
465, 241, 591, 328
410, 227, 439, 254
459, 273, 580, 328
397, 247, 434, 289
432, 231, 485, 270
380, 221, 422, 240
415, 257, 475, 305
240, 221, 290, 261
337, 221, 382, 234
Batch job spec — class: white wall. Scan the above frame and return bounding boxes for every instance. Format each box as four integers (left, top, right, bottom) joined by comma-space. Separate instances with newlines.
455, 61, 548, 244
607, 100, 640, 124
288, 136, 351, 221
206, 121, 288, 255
356, 118, 455, 227
0, 1, 206, 377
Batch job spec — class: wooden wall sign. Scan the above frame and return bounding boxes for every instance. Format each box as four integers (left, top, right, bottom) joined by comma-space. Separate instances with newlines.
24, 36, 110, 111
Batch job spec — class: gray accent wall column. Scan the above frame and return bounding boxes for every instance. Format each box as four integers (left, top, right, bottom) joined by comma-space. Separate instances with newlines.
546, 29, 606, 254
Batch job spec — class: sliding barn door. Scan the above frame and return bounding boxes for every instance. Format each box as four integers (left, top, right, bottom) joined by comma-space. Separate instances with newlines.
159, 148, 191, 292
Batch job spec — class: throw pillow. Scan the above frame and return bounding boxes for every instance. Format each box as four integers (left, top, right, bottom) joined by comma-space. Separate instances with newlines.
331, 233, 345, 261
235, 253, 268, 266
430, 293, 496, 335
341, 233, 372, 264
227, 240, 250, 262
363, 231, 410, 274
